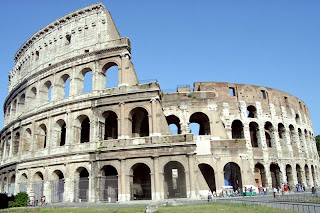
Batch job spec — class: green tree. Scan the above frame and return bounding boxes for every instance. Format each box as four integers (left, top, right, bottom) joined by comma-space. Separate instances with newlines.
315, 135, 320, 156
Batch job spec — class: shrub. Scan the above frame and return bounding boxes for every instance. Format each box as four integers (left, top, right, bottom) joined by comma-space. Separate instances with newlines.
8, 201, 17, 208
15, 192, 29, 207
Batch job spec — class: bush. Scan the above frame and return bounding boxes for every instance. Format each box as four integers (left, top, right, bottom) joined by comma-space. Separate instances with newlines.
0, 193, 8, 209
15, 192, 29, 207
8, 201, 17, 208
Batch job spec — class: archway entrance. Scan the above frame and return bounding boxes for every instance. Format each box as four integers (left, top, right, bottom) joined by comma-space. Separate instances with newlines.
296, 164, 303, 184
285, 165, 293, 186
223, 162, 242, 190
100, 165, 118, 202
270, 163, 281, 188
130, 163, 151, 200
51, 170, 64, 203
254, 163, 266, 187
74, 167, 89, 202
164, 161, 187, 198
33, 172, 44, 204
198, 164, 216, 192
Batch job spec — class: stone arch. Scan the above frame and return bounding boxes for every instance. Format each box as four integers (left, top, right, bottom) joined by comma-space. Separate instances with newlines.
129, 107, 149, 138
22, 128, 32, 152
102, 111, 118, 140
57, 74, 70, 99
8, 175, 15, 196
37, 124, 47, 149
33, 172, 44, 203
285, 164, 294, 186
223, 162, 242, 190
249, 122, 259, 147
54, 119, 66, 146
289, 125, 295, 145
270, 163, 281, 188
163, 161, 187, 199
231, 120, 244, 139
28, 87, 37, 109
247, 105, 257, 118
18, 93, 26, 114
80, 68, 93, 94
295, 114, 300, 124
100, 165, 118, 202
130, 163, 151, 200
311, 165, 316, 186
5, 136, 11, 159
264, 122, 274, 148
166, 115, 181, 135
254, 163, 266, 187
74, 167, 90, 202
13, 132, 20, 156
40, 80, 52, 103
102, 61, 119, 88
278, 123, 286, 146
198, 163, 216, 192
19, 173, 28, 193
75, 115, 90, 143
296, 164, 303, 184
51, 170, 64, 203
189, 112, 210, 135
305, 164, 310, 186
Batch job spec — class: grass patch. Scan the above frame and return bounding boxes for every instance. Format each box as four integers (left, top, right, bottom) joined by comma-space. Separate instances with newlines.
0, 202, 295, 213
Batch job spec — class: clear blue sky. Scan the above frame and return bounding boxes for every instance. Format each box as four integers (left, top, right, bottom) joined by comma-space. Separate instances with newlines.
0, 1, 319, 134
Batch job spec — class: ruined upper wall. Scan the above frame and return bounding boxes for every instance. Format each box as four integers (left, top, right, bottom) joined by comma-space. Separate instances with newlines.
8, 3, 121, 93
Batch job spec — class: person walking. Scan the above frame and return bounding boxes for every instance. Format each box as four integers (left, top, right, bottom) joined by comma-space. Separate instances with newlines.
273, 187, 277, 199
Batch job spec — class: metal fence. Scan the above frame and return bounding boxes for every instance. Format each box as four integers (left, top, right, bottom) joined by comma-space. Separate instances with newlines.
99, 176, 118, 203
51, 180, 64, 203
19, 182, 27, 193
33, 181, 44, 203
74, 178, 89, 202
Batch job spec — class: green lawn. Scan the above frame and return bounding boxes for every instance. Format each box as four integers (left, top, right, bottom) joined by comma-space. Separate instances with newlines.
0, 202, 295, 213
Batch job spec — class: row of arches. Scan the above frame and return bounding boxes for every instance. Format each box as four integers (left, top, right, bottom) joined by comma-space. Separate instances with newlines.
5, 62, 120, 125
1, 107, 150, 159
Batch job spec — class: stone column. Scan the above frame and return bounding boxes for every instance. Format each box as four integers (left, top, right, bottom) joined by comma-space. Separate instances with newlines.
118, 102, 128, 139
153, 156, 160, 200
119, 159, 127, 201
150, 97, 160, 136
187, 154, 196, 198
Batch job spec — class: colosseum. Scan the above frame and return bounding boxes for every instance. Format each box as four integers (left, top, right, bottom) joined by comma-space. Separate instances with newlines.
0, 3, 319, 203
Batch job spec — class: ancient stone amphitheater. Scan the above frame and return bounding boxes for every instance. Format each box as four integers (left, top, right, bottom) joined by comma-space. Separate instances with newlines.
0, 3, 318, 203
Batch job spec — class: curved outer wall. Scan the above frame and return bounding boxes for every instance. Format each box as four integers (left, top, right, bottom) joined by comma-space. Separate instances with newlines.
0, 3, 319, 203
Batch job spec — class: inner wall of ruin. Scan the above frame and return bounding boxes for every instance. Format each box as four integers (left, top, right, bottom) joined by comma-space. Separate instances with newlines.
0, 3, 319, 203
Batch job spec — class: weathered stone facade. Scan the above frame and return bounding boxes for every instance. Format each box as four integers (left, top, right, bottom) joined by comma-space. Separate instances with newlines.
0, 3, 319, 203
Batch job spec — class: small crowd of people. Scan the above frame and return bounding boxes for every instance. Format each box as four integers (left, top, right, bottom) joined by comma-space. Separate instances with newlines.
296, 183, 305, 192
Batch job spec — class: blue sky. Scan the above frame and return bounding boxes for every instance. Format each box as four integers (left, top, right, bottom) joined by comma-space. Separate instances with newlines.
0, 1, 319, 134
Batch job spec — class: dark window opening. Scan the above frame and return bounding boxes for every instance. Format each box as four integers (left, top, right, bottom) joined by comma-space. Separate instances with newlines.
223, 162, 242, 191
164, 161, 186, 198
66, 35, 71, 44
189, 112, 210, 135
130, 108, 149, 137
166, 115, 181, 135
231, 120, 244, 139
131, 164, 151, 200
81, 117, 90, 143
284, 96, 289, 107
35, 51, 39, 60
103, 111, 118, 140
229, 87, 235, 97
247, 105, 257, 118
270, 163, 281, 188
261, 90, 266, 99
249, 122, 259, 147
60, 123, 66, 146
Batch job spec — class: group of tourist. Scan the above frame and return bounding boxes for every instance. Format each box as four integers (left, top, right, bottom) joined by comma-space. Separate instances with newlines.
296, 183, 306, 192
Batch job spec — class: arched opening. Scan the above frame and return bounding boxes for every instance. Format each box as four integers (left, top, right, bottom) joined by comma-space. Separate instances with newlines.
12, 100, 17, 117
298, 129, 304, 151
43, 81, 52, 102
296, 164, 303, 184
19, 174, 28, 193
13, 132, 20, 156
304, 129, 310, 151
249, 122, 259, 147
82, 69, 92, 94
295, 114, 300, 124
54, 120, 66, 146
254, 163, 266, 187
231, 120, 244, 139
6, 137, 11, 159
100, 165, 118, 202
166, 115, 181, 135
38, 124, 47, 149
28, 87, 37, 109
3, 177, 7, 194
278, 123, 286, 146
130, 108, 149, 137
270, 163, 281, 188
198, 164, 216, 192
223, 162, 242, 190
57, 74, 70, 99
51, 170, 64, 203
103, 111, 118, 140
76, 115, 90, 143
23, 128, 31, 152
311, 165, 316, 186
305, 164, 310, 186
164, 161, 187, 198
264, 122, 274, 148
8, 175, 15, 196
33, 172, 44, 204
130, 163, 151, 200
247, 105, 257, 118
103, 62, 119, 88
75, 167, 89, 202
286, 164, 293, 186
18, 94, 26, 114
189, 112, 210, 135
289, 125, 295, 145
